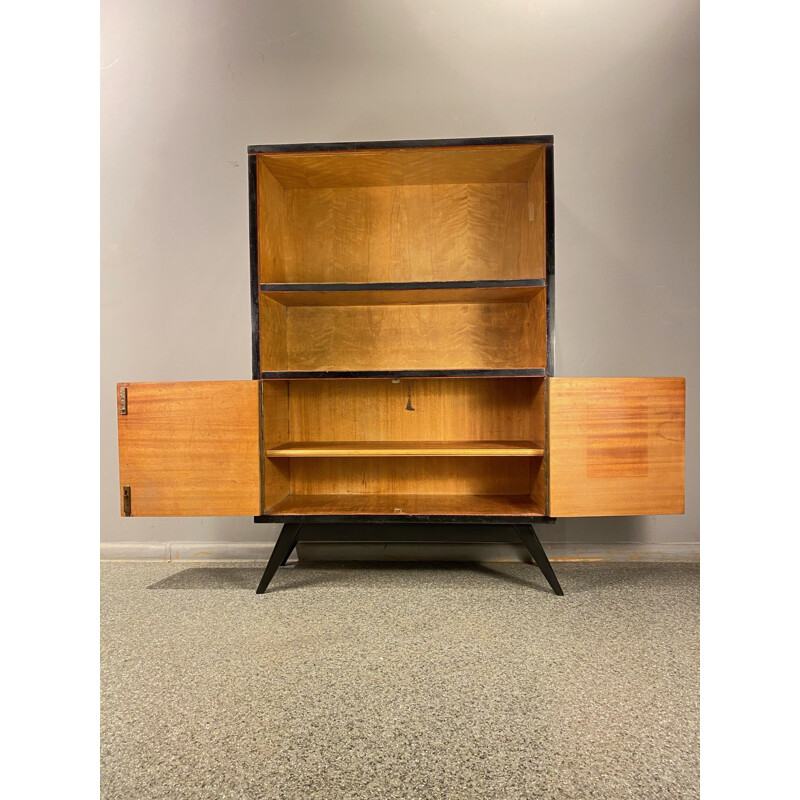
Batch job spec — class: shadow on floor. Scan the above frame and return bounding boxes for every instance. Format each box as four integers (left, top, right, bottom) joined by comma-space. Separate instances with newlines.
145, 560, 697, 595
148, 567, 264, 591
146, 561, 559, 593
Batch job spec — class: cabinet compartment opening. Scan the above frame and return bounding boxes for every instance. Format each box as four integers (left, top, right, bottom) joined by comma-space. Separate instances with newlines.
255, 143, 547, 285
263, 377, 545, 449
263, 456, 545, 518
259, 292, 545, 375
261, 377, 547, 517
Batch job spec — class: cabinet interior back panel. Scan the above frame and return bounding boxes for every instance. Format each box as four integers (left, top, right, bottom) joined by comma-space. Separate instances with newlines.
289, 456, 535, 496
285, 378, 544, 444
282, 184, 541, 283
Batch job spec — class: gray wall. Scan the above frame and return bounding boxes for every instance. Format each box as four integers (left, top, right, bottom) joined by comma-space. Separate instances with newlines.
101, 0, 699, 548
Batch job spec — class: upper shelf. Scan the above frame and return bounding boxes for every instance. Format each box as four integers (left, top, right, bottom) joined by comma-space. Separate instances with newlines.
259, 279, 545, 307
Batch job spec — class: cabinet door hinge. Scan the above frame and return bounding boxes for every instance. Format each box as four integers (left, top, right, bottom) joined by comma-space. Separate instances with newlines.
122, 485, 131, 516
119, 387, 128, 415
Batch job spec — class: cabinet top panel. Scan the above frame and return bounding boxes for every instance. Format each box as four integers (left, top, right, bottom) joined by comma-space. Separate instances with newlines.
248, 135, 553, 155
250, 138, 551, 188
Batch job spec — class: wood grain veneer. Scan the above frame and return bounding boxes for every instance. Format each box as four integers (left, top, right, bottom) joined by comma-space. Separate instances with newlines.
260, 283, 544, 307
548, 378, 685, 516
283, 378, 545, 445
288, 456, 535, 497
254, 145, 549, 285
259, 297, 546, 373
258, 295, 288, 371
256, 144, 547, 188
265, 493, 545, 517
526, 148, 547, 279
266, 441, 544, 457
261, 381, 290, 511
117, 381, 260, 516
256, 159, 290, 284
276, 183, 542, 283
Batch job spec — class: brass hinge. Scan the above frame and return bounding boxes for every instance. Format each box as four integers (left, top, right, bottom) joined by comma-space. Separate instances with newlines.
119, 386, 128, 415
122, 485, 131, 516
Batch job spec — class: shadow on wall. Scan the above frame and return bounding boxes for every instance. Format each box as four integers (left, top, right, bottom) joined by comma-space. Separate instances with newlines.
554, 515, 655, 544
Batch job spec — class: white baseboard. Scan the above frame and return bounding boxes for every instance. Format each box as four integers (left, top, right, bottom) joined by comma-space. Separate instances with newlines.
101, 540, 699, 563
101, 542, 170, 561
100, 541, 275, 561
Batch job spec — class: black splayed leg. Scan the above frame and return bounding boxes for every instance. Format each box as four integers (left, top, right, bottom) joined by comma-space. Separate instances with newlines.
256, 523, 303, 594
280, 541, 296, 566
514, 524, 564, 595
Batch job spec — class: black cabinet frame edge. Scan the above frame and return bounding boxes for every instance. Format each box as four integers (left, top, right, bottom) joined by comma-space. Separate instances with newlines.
254, 515, 556, 524
248, 154, 260, 380
261, 369, 547, 380
545, 145, 555, 377
248, 135, 554, 154
260, 279, 546, 293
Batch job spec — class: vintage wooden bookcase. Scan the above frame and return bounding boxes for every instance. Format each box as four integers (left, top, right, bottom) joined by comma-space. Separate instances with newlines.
117, 136, 685, 595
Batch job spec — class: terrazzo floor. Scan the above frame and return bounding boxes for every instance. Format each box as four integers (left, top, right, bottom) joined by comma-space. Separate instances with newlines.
101, 560, 699, 800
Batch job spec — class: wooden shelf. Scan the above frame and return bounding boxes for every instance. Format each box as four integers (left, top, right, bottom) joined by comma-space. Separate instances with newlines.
265, 493, 545, 518
266, 440, 545, 457
262, 369, 547, 380
260, 280, 545, 307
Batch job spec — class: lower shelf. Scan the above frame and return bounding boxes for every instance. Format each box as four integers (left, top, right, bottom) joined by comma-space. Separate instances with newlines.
265, 494, 545, 517
265, 441, 544, 457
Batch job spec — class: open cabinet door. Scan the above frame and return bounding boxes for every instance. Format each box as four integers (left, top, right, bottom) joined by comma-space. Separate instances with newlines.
117, 381, 261, 516
548, 378, 685, 517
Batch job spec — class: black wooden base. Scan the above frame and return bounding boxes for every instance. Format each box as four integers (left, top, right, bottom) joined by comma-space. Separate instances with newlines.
255, 522, 563, 595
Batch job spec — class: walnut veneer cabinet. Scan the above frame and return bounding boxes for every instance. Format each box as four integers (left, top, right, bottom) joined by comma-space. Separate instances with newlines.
117, 136, 686, 595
